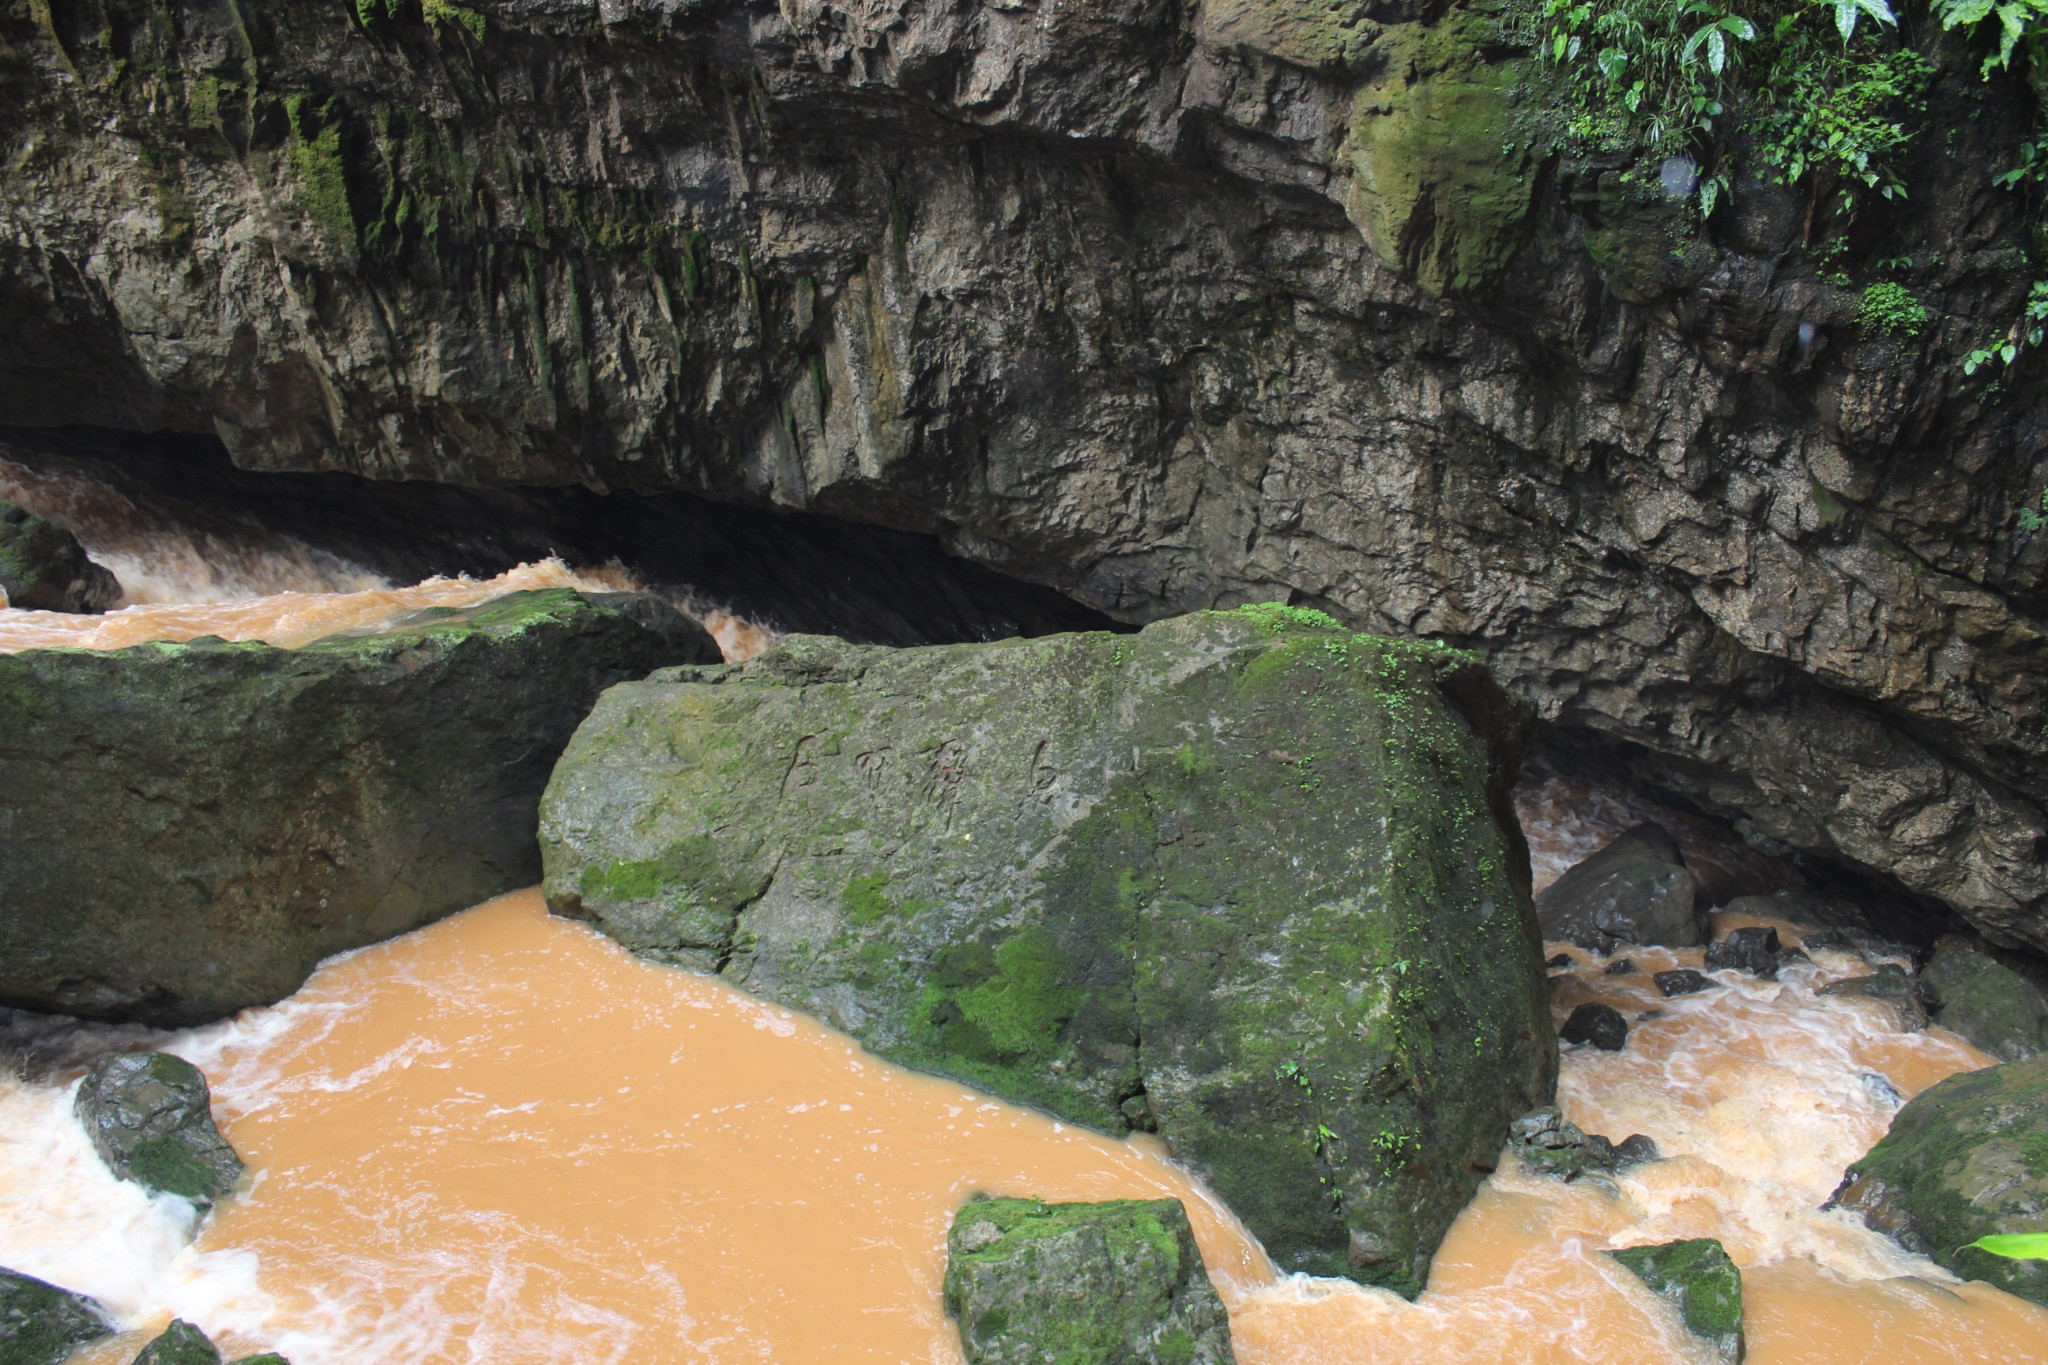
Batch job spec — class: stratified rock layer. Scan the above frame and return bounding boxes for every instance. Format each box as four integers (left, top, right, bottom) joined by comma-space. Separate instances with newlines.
0, 590, 718, 1024
541, 608, 1555, 1290
74, 1051, 243, 1205
1834, 1055, 2048, 1306
0, 1267, 112, 1365
0, 0, 2042, 951
943, 1198, 1235, 1365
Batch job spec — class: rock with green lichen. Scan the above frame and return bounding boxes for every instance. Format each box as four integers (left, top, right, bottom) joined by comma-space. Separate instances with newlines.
0, 1266, 113, 1365
75, 1051, 244, 1206
1922, 934, 2048, 1060
541, 608, 1556, 1291
0, 500, 118, 614
1608, 1238, 1745, 1363
131, 1320, 219, 1365
1830, 1054, 2048, 1306
943, 1197, 1235, 1364
0, 590, 717, 1025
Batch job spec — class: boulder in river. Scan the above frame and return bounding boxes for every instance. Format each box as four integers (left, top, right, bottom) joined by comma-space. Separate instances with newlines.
1831, 1054, 2048, 1306
1508, 1106, 1656, 1179
1535, 825, 1704, 952
75, 1051, 243, 1205
1559, 1003, 1629, 1052
0, 589, 719, 1025
943, 1198, 1235, 1365
1609, 1238, 1745, 1363
541, 609, 1557, 1292
0, 499, 118, 613
1920, 934, 2048, 1060
0, 1266, 113, 1365
1816, 964, 1929, 1032
1704, 926, 1781, 978
1654, 969, 1717, 997
131, 1320, 219, 1365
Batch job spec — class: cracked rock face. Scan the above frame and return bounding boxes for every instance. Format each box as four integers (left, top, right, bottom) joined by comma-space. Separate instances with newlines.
539, 609, 1557, 1291
0, 0, 2043, 944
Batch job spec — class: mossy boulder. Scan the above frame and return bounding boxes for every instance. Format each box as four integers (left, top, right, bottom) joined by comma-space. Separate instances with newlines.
1922, 935, 2048, 1060
0, 500, 118, 613
1832, 1055, 2048, 1306
75, 1052, 243, 1206
0, 1266, 113, 1365
943, 1197, 1234, 1365
0, 590, 717, 1024
541, 608, 1556, 1291
1609, 1238, 1745, 1363
131, 1320, 218, 1365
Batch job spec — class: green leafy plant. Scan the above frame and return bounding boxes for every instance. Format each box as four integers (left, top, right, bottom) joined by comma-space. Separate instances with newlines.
2018, 486, 2048, 532
1934, 0, 2048, 74
1963, 280, 2048, 372
1858, 280, 1930, 334
1965, 1232, 2048, 1258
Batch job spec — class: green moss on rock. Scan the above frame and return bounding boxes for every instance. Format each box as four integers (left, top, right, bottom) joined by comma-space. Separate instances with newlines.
943, 1198, 1236, 1364
0, 1267, 113, 1365
540, 609, 1555, 1290
133, 1320, 221, 1365
1609, 1238, 1745, 1363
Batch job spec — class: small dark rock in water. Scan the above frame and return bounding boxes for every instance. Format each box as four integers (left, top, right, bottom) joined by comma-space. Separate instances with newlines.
132, 1320, 219, 1365
1546, 953, 1575, 970
1920, 934, 2048, 1060
1860, 1072, 1904, 1108
0, 499, 119, 613
1560, 1003, 1628, 1051
1705, 926, 1781, 978
1535, 825, 1704, 952
227, 1357, 292, 1365
1819, 964, 1929, 1031
75, 1051, 244, 1205
1831, 1054, 2048, 1306
1615, 1134, 1662, 1164
1508, 1107, 1652, 1178
1609, 1238, 1746, 1363
1654, 969, 1716, 997
0, 1266, 114, 1365
1604, 958, 1635, 976
944, 1197, 1235, 1364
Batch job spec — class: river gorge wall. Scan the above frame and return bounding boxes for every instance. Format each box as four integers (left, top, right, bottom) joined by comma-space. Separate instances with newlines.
0, 0, 2043, 950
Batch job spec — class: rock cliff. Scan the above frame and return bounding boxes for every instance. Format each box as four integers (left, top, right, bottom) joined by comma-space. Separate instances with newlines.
0, 0, 2043, 946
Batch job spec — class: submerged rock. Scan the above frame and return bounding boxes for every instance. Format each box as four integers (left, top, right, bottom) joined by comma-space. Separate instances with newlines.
1603, 958, 1636, 976
0, 590, 718, 1024
943, 1198, 1235, 1365
1609, 1238, 1745, 1363
1559, 1003, 1629, 1052
1508, 1106, 1656, 1180
132, 1320, 219, 1365
542, 609, 1556, 1291
0, 500, 118, 614
1535, 826, 1704, 952
75, 1051, 243, 1205
1831, 1055, 2048, 1306
1654, 969, 1718, 998
1817, 964, 1929, 1032
1921, 935, 2048, 1060
1704, 926, 1782, 978
0, 1266, 113, 1365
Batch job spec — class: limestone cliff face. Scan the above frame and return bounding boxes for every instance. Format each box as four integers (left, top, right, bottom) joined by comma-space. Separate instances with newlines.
0, 0, 2044, 945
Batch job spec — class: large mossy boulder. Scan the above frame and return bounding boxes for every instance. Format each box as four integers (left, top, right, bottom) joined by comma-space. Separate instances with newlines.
541, 607, 1556, 1291
1609, 1238, 1745, 1363
75, 1052, 243, 1206
1832, 1055, 2048, 1305
1922, 935, 2048, 1061
943, 1198, 1235, 1365
0, 500, 118, 614
131, 1320, 219, 1365
0, 1266, 113, 1365
1, 590, 717, 1024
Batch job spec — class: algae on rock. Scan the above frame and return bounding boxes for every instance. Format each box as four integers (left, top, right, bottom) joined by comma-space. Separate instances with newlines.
541, 608, 1556, 1291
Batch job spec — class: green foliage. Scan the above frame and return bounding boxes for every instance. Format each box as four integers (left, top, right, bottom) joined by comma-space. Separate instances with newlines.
1963, 279, 2048, 372
1934, 0, 2048, 74
1231, 601, 1345, 633
2018, 486, 2048, 532
1857, 279, 1930, 334
1964, 1231, 2048, 1258
421, 0, 485, 39
282, 93, 357, 250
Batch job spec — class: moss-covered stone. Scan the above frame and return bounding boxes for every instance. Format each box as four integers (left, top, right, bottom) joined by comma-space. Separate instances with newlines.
541, 609, 1556, 1290
0, 590, 717, 1025
75, 1051, 243, 1206
131, 1320, 219, 1365
1923, 934, 2048, 1060
0, 1266, 113, 1365
943, 1197, 1235, 1365
1833, 1055, 2048, 1306
1609, 1238, 1745, 1363
0, 499, 118, 613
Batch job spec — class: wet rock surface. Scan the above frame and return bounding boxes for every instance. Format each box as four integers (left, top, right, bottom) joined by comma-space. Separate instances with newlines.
1609, 1238, 1746, 1363
0, 499, 117, 613
1818, 964, 1930, 1032
1, 0, 2042, 954
0, 1266, 112, 1365
1833, 1054, 2048, 1306
1705, 927, 1783, 979
1509, 1106, 1657, 1180
1, 590, 718, 1024
132, 1320, 221, 1365
1560, 1003, 1629, 1052
1654, 969, 1718, 997
1536, 826, 1704, 952
74, 1051, 243, 1205
943, 1198, 1235, 1365
1922, 934, 2048, 1060
542, 609, 1555, 1291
